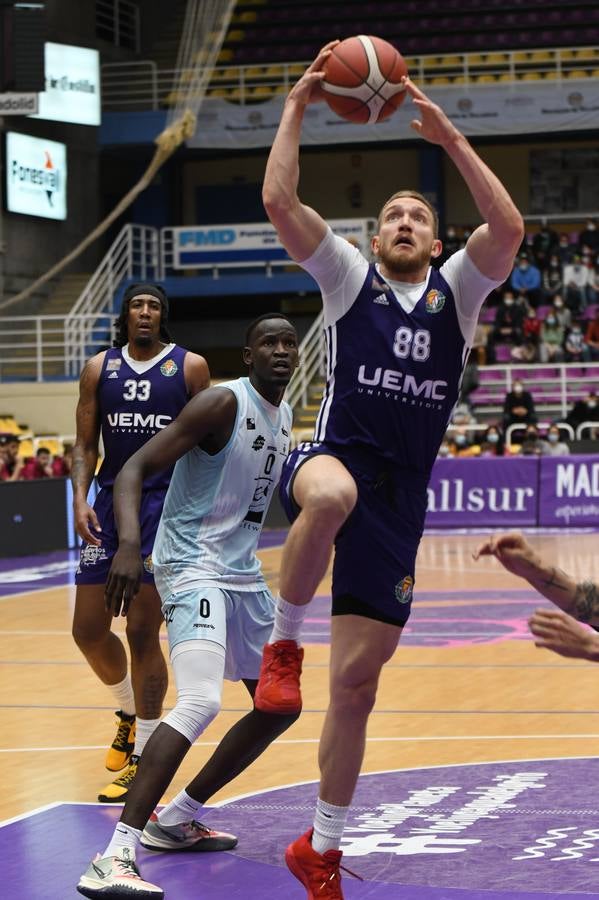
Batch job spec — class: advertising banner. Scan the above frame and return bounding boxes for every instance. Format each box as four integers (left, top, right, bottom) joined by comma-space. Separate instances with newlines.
5, 131, 67, 221
187, 80, 599, 150
538, 455, 599, 527
33, 42, 100, 126
425, 457, 539, 528
170, 218, 375, 268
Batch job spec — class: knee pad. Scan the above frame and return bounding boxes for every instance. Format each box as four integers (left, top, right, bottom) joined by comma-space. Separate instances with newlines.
163, 640, 225, 744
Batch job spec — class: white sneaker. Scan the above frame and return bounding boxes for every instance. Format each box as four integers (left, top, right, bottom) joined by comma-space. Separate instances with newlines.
76, 847, 164, 897
141, 814, 238, 852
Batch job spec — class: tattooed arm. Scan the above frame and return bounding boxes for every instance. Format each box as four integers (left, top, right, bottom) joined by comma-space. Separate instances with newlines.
474, 532, 599, 625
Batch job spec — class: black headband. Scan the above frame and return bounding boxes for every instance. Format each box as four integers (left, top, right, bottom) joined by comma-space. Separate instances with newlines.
121, 282, 169, 316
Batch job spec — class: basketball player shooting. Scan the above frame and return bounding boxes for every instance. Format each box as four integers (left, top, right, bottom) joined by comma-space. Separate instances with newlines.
255, 39, 525, 898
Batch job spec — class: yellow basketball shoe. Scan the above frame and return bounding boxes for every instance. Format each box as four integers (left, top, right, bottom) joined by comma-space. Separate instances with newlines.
98, 754, 139, 803
105, 710, 136, 772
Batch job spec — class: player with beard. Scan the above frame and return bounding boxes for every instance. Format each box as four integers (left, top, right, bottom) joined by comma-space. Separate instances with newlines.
254, 42, 524, 898
72, 283, 210, 803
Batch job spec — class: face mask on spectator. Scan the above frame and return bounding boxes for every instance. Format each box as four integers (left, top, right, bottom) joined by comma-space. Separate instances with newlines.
587, 399, 597, 409
519, 262, 528, 270
527, 311, 536, 319
546, 317, 556, 326
554, 299, 563, 308
572, 328, 581, 336
548, 433, 559, 443
438, 443, 451, 457
504, 298, 514, 307
454, 434, 467, 446
587, 223, 596, 231
487, 432, 499, 444
513, 384, 523, 394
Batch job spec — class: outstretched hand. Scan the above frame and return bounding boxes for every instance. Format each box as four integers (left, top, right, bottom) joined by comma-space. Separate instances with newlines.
472, 531, 539, 579
105, 545, 143, 617
74, 499, 102, 547
286, 40, 340, 106
403, 77, 461, 147
529, 607, 599, 661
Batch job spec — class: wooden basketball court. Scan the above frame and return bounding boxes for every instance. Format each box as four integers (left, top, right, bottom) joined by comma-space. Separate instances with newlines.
2, 528, 597, 825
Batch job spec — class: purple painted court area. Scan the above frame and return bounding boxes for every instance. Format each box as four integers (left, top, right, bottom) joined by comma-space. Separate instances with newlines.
3, 759, 599, 899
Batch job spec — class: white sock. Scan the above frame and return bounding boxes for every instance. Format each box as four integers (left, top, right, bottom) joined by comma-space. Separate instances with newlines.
269, 595, 306, 646
158, 789, 203, 826
103, 822, 142, 858
312, 798, 349, 855
133, 717, 161, 758
109, 674, 135, 716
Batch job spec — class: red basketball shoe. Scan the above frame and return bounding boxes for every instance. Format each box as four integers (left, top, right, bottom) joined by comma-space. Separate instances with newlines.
253, 640, 303, 714
285, 828, 362, 899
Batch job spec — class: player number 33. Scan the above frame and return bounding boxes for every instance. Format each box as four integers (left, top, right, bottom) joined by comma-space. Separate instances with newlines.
122, 379, 151, 401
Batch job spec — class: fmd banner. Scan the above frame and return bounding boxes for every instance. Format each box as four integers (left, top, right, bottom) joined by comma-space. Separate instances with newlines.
170, 218, 375, 268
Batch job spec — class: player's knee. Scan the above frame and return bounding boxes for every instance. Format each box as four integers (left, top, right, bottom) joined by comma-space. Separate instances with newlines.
71, 618, 107, 650
257, 708, 301, 736
331, 672, 378, 718
125, 618, 160, 656
301, 479, 357, 524
163, 684, 222, 744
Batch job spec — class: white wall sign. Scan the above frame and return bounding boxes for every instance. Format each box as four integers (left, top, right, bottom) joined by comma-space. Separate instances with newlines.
6, 132, 67, 220
33, 42, 100, 126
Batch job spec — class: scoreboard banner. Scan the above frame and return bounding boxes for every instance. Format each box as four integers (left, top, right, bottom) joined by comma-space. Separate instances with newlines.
169, 218, 375, 269
187, 80, 599, 149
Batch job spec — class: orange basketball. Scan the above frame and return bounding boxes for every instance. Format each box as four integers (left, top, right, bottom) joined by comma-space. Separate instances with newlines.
322, 35, 408, 124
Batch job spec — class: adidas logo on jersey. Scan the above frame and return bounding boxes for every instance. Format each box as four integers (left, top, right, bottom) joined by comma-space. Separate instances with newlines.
108, 371, 119, 379
373, 294, 389, 305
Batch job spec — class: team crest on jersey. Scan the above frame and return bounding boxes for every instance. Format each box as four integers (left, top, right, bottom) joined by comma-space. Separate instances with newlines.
143, 554, 154, 574
425, 289, 446, 313
160, 359, 178, 377
106, 358, 122, 372
395, 574, 414, 604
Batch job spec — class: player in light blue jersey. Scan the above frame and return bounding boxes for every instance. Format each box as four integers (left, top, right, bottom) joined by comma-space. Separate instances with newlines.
255, 42, 525, 899
77, 315, 300, 900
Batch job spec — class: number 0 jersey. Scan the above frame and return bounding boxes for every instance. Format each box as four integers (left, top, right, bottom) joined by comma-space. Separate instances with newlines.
302, 230, 500, 478
96, 343, 189, 491
153, 377, 292, 594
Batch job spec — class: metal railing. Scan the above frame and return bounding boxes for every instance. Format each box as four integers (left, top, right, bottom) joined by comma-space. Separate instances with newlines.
99, 46, 599, 111
96, 0, 140, 52
504, 421, 575, 445
64, 224, 159, 377
285, 311, 325, 412
0, 314, 114, 382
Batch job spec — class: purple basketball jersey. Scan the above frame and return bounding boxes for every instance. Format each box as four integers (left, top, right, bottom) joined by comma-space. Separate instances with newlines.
314, 265, 467, 477
97, 344, 189, 490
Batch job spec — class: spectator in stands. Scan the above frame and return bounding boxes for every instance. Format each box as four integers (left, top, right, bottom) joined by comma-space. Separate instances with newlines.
550, 294, 571, 330
538, 310, 565, 363
542, 424, 570, 456
21, 446, 54, 479
532, 221, 559, 271
503, 378, 537, 443
459, 355, 479, 406
471, 321, 488, 365
563, 254, 592, 316
578, 218, 599, 256
0, 434, 24, 482
510, 253, 542, 308
487, 290, 524, 362
438, 224, 461, 265
52, 441, 74, 477
584, 309, 599, 360
564, 321, 591, 363
566, 391, 599, 433
450, 427, 479, 457
557, 233, 575, 267
519, 424, 546, 456
479, 424, 505, 457
542, 253, 563, 301
437, 438, 454, 458
581, 251, 598, 306
511, 306, 541, 363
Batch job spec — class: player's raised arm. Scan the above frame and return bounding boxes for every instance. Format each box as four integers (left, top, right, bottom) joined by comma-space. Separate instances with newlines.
106, 387, 237, 615
72, 353, 104, 546
262, 43, 339, 262
403, 76, 523, 281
